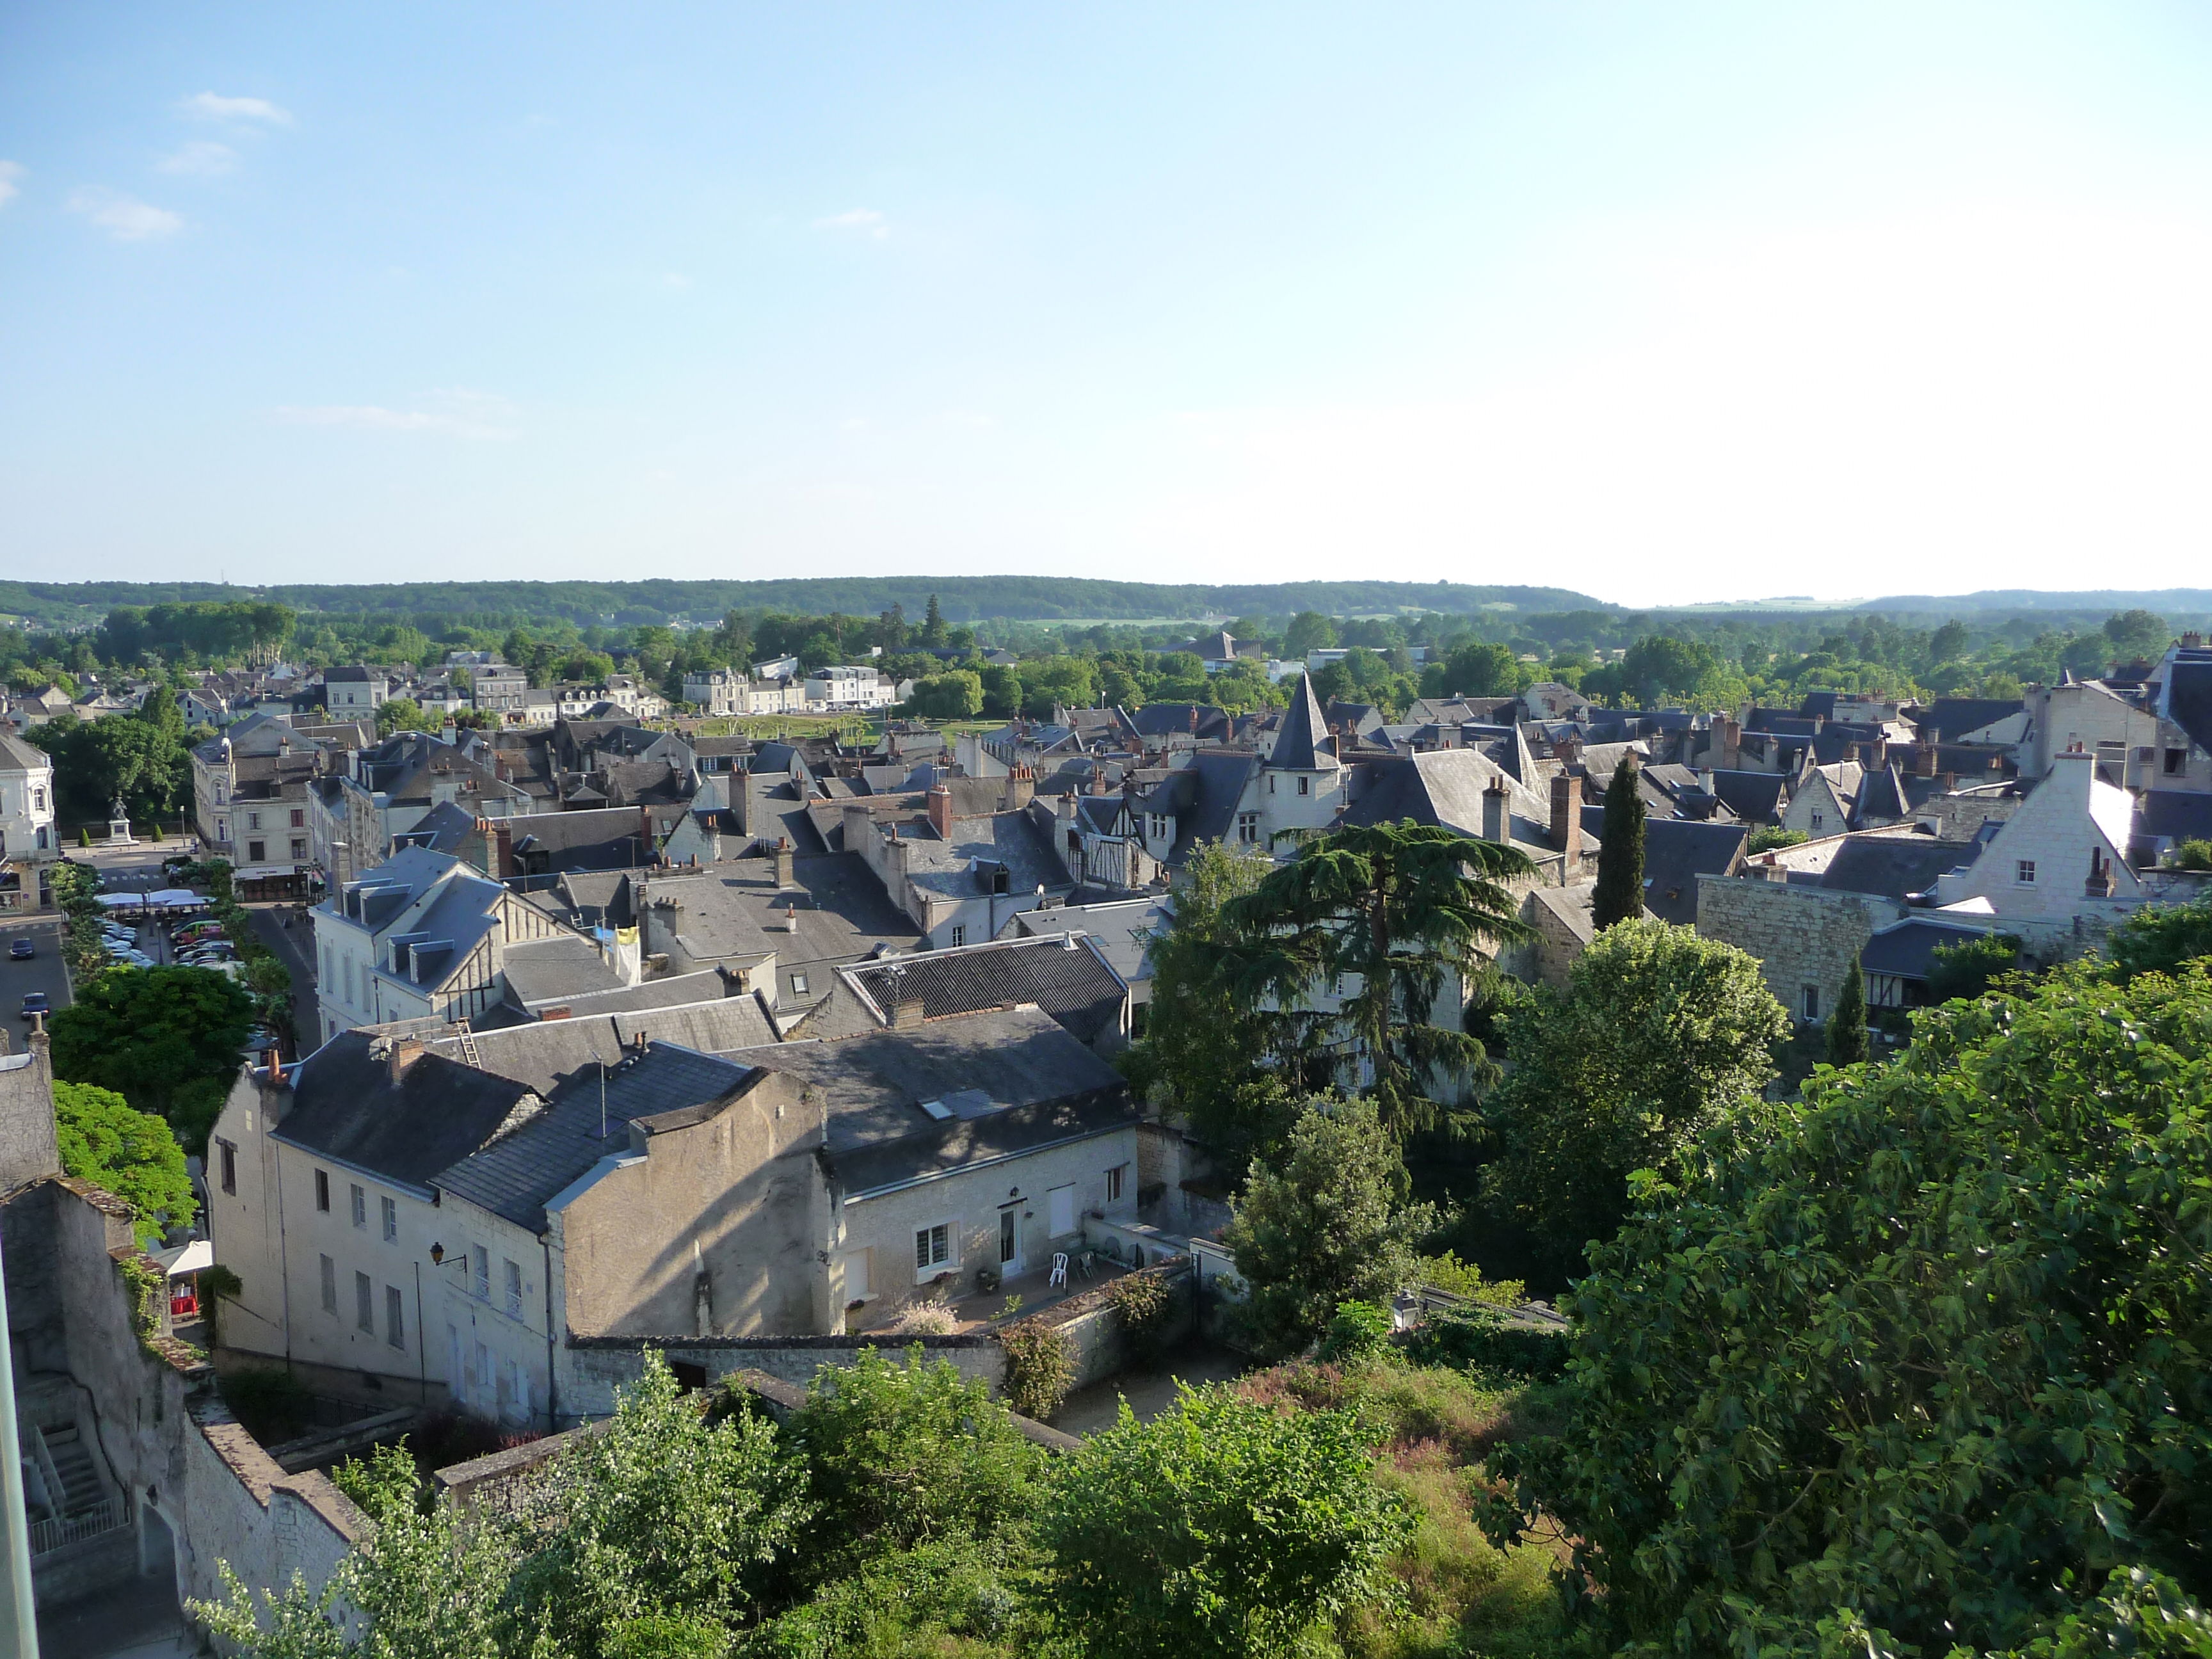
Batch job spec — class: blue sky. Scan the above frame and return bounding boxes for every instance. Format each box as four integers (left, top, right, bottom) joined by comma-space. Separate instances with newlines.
6, 4, 2212, 604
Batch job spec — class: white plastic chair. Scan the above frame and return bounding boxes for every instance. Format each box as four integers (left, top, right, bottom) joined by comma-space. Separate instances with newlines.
1048, 1252, 1069, 1289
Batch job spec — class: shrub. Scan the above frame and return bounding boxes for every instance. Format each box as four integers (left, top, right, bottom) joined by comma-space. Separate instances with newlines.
1107, 1268, 1178, 1365
787, 1345, 1040, 1561
1745, 826, 1807, 854
1413, 1250, 1525, 1308
999, 1318, 1077, 1420
1398, 1308, 1567, 1386
885, 1301, 957, 1336
1321, 1299, 1395, 1363
2172, 837, 2212, 872
1039, 1382, 1415, 1659
1240, 1352, 1519, 1464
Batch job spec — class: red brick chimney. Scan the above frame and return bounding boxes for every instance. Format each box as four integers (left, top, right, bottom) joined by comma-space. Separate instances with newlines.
926, 783, 954, 840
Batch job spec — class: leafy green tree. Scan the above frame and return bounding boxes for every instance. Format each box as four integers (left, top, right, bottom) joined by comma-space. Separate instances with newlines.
53, 1079, 196, 1246
374, 697, 434, 737
1929, 618, 1971, 662
920, 593, 949, 648
49, 965, 256, 1151
2109, 895, 2212, 981
785, 1345, 1041, 1564
1591, 755, 1645, 929
2103, 607, 2172, 664
1220, 1096, 1434, 1357
1487, 963, 2212, 1655
978, 663, 1023, 719
1119, 842, 1287, 1169
1825, 958, 1869, 1065
1283, 610, 1338, 659
904, 670, 984, 719
195, 1438, 525, 1658
1039, 1381, 1415, 1658
1436, 639, 1527, 698
507, 1353, 812, 1648
1619, 634, 1719, 703
1217, 821, 1534, 1136
1481, 920, 1788, 1270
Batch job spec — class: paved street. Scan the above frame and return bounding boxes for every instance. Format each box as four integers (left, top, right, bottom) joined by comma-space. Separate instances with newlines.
247, 902, 322, 1056
0, 915, 72, 1029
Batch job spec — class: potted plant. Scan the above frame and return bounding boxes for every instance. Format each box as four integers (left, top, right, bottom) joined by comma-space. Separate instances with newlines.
975, 1265, 1002, 1295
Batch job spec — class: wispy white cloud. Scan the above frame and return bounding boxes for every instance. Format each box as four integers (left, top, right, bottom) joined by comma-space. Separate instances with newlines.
276, 389, 518, 441
157, 141, 239, 177
813, 208, 889, 240
68, 188, 182, 241
0, 161, 22, 207
180, 92, 293, 126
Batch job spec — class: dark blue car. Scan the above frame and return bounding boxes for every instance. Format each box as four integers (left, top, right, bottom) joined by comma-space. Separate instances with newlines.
7, 938, 31, 960
19, 991, 50, 1021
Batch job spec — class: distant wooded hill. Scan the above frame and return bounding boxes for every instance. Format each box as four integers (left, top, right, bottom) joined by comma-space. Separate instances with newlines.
5, 576, 2210, 632
0, 577, 1605, 629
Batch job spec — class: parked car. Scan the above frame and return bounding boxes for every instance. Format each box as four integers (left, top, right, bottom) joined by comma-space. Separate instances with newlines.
8, 938, 32, 961
19, 992, 49, 1021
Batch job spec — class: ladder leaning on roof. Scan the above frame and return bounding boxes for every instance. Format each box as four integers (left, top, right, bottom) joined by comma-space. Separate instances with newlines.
453, 1019, 482, 1070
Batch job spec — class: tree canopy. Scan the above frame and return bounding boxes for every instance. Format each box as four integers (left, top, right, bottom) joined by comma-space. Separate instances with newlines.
1215, 819, 1534, 1137
49, 965, 257, 1151
53, 1078, 196, 1247
1489, 961, 2212, 1654
1220, 1095, 1434, 1357
1480, 918, 1789, 1271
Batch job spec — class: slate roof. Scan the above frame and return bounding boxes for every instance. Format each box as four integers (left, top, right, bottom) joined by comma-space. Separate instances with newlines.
840, 934, 1126, 1045
1817, 833, 1984, 901
1011, 896, 1167, 986
393, 799, 478, 855
1573, 812, 1749, 925
1859, 917, 2003, 982
1131, 704, 1234, 742
644, 853, 924, 974
1270, 675, 1336, 771
1853, 764, 1909, 825
2134, 789, 2212, 860
720, 1006, 1137, 1198
2165, 652, 2212, 756
422, 1000, 780, 1096
436, 1043, 756, 1231
506, 806, 666, 876
525, 972, 747, 1021
0, 732, 52, 772
1346, 749, 1586, 857
1918, 698, 2028, 743
275, 1032, 535, 1194
1703, 769, 1790, 824
501, 934, 627, 1007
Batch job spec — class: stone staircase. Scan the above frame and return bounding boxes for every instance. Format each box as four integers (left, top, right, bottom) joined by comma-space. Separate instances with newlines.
38, 1423, 109, 1521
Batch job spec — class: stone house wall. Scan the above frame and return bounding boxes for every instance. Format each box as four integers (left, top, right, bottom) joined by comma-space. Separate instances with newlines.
1695, 874, 1908, 1025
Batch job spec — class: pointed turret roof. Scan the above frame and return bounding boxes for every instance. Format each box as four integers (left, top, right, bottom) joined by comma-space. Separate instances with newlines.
1269, 673, 1338, 771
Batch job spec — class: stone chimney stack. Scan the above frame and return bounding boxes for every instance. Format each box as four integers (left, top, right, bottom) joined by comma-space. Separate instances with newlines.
1550, 773, 1582, 878
1720, 716, 1741, 771
1914, 739, 1937, 778
1004, 764, 1036, 813
773, 838, 796, 890
2181, 631, 2205, 649
926, 783, 955, 840
892, 998, 926, 1031
1481, 776, 1510, 844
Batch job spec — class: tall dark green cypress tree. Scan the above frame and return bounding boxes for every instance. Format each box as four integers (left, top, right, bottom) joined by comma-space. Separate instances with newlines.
1591, 756, 1646, 928
1826, 958, 1870, 1066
